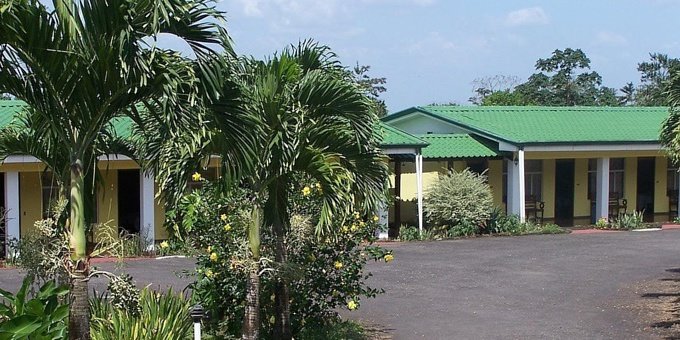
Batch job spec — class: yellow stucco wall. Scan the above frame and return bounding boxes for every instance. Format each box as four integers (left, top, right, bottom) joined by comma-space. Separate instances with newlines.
624, 157, 637, 210
488, 160, 504, 208
573, 159, 590, 217
94, 169, 119, 242
19, 172, 42, 236
655, 157, 669, 214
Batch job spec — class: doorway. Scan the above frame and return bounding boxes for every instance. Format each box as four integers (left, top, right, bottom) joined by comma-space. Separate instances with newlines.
554, 159, 575, 227
118, 169, 140, 235
637, 158, 655, 221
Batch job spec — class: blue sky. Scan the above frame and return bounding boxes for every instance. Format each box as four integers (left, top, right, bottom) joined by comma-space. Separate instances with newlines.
215, 1, 680, 112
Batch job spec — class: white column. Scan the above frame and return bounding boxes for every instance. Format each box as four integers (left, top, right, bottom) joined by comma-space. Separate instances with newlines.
416, 153, 424, 235
508, 151, 526, 221
4, 172, 20, 258
518, 150, 526, 222
596, 158, 610, 220
139, 172, 155, 251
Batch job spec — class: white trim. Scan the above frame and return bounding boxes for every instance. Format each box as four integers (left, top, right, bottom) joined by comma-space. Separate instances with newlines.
523, 143, 662, 152
139, 173, 155, 251
3, 155, 40, 163
5, 172, 20, 258
97, 154, 133, 161
595, 158, 610, 220
498, 141, 519, 152
383, 147, 419, 155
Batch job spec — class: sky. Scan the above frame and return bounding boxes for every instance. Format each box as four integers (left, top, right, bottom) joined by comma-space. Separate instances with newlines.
210, 0, 680, 113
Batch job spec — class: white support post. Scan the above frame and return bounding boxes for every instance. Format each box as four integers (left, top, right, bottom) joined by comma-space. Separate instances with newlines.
139, 173, 155, 251
508, 151, 526, 222
518, 150, 526, 222
5, 172, 19, 258
596, 157, 610, 220
416, 153, 424, 235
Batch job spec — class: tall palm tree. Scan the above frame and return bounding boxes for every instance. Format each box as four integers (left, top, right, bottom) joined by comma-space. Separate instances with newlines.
662, 68, 680, 163
0, 0, 231, 338
155, 41, 388, 339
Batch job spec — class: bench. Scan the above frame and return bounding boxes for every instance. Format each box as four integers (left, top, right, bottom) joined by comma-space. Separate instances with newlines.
525, 196, 545, 224
608, 195, 627, 219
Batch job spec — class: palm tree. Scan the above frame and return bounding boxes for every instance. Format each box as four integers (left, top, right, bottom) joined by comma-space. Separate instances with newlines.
154, 41, 388, 339
0, 0, 230, 338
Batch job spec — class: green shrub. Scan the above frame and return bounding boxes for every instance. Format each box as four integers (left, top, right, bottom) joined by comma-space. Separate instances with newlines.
613, 211, 645, 230
398, 225, 419, 241
486, 210, 522, 234
0, 276, 69, 339
424, 169, 493, 228
447, 221, 479, 237
169, 180, 391, 338
89, 287, 192, 340
297, 319, 366, 340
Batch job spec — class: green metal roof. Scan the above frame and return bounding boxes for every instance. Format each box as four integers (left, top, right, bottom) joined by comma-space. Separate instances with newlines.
419, 134, 501, 159
378, 122, 428, 148
0, 100, 133, 136
385, 106, 670, 146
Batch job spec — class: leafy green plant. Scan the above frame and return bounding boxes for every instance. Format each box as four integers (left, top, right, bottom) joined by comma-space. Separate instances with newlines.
398, 225, 420, 241
89, 287, 192, 340
424, 169, 493, 228
447, 220, 479, 237
0, 276, 69, 339
612, 211, 645, 230
595, 217, 609, 229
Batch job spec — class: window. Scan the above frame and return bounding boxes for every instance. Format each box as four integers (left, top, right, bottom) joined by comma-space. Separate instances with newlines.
609, 158, 624, 198
41, 172, 59, 219
466, 159, 488, 176
524, 160, 542, 200
587, 158, 625, 200
668, 163, 679, 196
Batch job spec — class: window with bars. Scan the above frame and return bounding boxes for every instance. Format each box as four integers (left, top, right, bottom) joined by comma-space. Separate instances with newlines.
524, 160, 542, 200
587, 158, 625, 200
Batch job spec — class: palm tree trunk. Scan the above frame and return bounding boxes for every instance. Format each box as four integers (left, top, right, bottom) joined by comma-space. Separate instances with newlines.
272, 221, 291, 340
242, 206, 262, 340
68, 158, 90, 340
267, 179, 292, 340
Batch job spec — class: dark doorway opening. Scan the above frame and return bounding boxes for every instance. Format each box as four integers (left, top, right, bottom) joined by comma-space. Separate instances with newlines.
554, 159, 575, 227
637, 157, 655, 221
118, 169, 140, 234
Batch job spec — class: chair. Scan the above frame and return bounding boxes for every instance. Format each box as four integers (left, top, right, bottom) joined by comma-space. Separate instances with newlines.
525, 195, 545, 224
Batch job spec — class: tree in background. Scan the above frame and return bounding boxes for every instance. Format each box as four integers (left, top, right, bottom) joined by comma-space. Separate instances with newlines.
514, 48, 617, 106
348, 64, 388, 116
619, 82, 636, 106
636, 53, 680, 106
468, 75, 521, 105
660, 66, 680, 163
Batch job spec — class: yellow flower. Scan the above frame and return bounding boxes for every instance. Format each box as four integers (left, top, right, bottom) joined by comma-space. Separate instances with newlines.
205, 269, 213, 278
341, 225, 349, 233
207, 246, 212, 253
191, 172, 202, 182
334, 261, 343, 270
315, 183, 322, 190
350, 224, 358, 232
224, 224, 232, 231
302, 186, 311, 196
210, 252, 218, 262
220, 214, 228, 221
373, 215, 379, 222
384, 254, 394, 263
347, 300, 358, 311
353, 212, 360, 219
359, 221, 366, 227
160, 241, 169, 249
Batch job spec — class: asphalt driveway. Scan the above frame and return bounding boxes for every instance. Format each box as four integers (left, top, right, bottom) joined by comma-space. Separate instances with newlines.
1, 231, 679, 339
352, 231, 680, 339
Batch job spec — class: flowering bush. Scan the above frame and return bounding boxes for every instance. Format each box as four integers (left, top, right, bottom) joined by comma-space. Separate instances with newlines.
424, 169, 493, 230
168, 179, 392, 337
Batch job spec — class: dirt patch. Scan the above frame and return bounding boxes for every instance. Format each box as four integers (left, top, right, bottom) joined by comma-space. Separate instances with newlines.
626, 268, 680, 339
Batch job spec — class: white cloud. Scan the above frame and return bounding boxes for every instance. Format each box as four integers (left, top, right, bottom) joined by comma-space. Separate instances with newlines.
594, 31, 627, 46
235, 0, 263, 17
407, 32, 456, 55
505, 7, 549, 26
